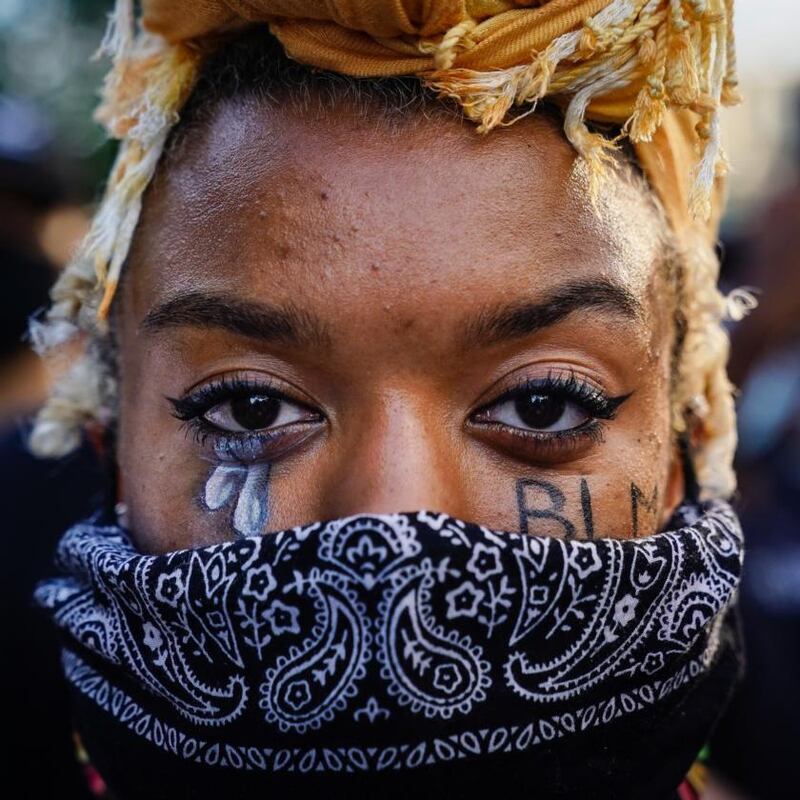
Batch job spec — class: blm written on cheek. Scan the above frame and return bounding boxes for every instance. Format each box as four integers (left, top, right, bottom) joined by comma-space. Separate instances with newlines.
516, 478, 659, 540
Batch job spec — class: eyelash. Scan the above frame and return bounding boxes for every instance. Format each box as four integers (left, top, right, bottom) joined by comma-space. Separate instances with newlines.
168, 376, 320, 461
170, 375, 278, 421
486, 370, 626, 421
470, 370, 630, 455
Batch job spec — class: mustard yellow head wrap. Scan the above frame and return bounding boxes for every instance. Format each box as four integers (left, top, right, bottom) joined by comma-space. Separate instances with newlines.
31, 0, 748, 500
143, 1, 736, 222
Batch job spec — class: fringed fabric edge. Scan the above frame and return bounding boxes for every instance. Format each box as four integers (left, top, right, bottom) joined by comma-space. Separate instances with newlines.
43, 0, 741, 335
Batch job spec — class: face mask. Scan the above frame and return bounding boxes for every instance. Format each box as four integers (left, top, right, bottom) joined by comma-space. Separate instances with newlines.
36, 499, 743, 800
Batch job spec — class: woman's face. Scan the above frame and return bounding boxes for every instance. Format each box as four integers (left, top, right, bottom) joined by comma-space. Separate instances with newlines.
116, 97, 684, 553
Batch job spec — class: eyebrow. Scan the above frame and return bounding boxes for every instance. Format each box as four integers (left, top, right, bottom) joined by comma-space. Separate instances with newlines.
139, 291, 330, 348
462, 278, 644, 348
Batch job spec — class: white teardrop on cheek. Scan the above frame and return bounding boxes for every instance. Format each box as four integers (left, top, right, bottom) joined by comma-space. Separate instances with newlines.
204, 465, 244, 510
232, 463, 271, 536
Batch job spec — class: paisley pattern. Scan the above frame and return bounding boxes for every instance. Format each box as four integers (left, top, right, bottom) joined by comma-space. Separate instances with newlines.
35, 501, 743, 774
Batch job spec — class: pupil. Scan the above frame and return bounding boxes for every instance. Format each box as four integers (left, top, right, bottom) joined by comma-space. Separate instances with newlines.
514, 393, 565, 429
230, 395, 281, 430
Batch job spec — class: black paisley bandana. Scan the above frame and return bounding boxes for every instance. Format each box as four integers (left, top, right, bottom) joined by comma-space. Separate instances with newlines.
35, 501, 744, 800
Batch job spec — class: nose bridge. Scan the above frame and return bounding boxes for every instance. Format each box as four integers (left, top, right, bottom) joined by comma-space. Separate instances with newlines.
319, 388, 461, 519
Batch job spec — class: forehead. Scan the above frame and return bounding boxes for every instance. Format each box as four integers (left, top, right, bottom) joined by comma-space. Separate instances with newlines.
124, 97, 664, 326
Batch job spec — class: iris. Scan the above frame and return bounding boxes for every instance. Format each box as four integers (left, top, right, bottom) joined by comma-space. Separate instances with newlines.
514, 394, 565, 430
229, 395, 281, 430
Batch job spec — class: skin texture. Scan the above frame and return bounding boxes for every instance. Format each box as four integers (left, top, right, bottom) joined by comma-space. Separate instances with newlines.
116, 96, 684, 553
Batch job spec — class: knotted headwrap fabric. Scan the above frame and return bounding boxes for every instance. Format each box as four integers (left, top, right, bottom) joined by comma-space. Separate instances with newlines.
140, 0, 738, 226
29, 0, 747, 501
35, 501, 743, 799
57, 0, 739, 322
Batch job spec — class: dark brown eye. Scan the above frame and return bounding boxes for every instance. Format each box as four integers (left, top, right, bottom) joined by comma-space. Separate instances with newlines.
205, 393, 314, 432
514, 394, 566, 429
478, 391, 590, 433
229, 396, 281, 430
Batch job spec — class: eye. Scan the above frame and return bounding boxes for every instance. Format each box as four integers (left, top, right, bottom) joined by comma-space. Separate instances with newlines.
204, 393, 316, 432
480, 390, 591, 433
470, 372, 630, 438
168, 376, 326, 462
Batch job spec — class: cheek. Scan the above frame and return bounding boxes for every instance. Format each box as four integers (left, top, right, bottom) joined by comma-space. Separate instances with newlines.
117, 408, 192, 554
119, 432, 256, 554
116, 346, 220, 553
512, 472, 667, 541
492, 389, 675, 540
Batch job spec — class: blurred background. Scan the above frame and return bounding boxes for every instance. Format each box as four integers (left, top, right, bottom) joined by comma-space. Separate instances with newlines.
0, 2, 797, 799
